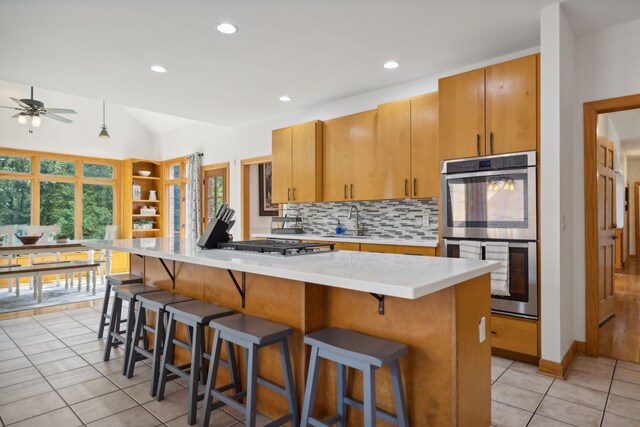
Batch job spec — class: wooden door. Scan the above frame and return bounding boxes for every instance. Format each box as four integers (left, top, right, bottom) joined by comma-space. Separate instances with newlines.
439, 68, 485, 160
271, 127, 292, 204
349, 110, 378, 201
597, 136, 616, 324
323, 116, 351, 202
291, 121, 322, 203
411, 92, 439, 198
376, 100, 411, 199
202, 166, 227, 228
486, 54, 538, 155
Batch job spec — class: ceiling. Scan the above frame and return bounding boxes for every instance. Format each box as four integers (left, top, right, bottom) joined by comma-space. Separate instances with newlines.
1, 0, 640, 129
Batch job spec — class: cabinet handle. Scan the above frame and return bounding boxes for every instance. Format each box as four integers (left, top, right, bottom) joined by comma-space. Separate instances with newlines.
404, 179, 409, 197
490, 330, 497, 335
288, 188, 291, 202
413, 178, 417, 197
350, 184, 354, 199
476, 134, 481, 156
490, 132, 494, 154
292, 187, 296, 201
344, 184, 347, 200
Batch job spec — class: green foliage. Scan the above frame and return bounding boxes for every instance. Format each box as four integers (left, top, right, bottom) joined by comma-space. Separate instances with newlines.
83, 163, 113, 179
0, 156, 31, 173
82, 184, 113, 239
40, 181, 75, 237
40, 159, 75, 176
0, 179, 31, 226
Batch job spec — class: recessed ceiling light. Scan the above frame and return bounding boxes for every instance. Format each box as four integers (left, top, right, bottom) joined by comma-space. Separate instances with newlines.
383, 60, 400, 69
217, 23, 237, 34
279, 95, 292, 102
150, 65, 167, 73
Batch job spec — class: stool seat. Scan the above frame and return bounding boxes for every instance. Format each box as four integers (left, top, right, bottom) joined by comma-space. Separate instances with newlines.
304, 327, 408, 368
137, 291, 192, 310
106, 273, 144, 285
113, 283, 160, 299
210, 313, 292, 345
166, 300, 234, 324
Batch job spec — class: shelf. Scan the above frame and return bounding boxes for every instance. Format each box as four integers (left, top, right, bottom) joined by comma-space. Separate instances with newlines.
133, 200, 161, 203
132, 228, 161, 232
133, 176, 161, 180
132, 214, 160, 217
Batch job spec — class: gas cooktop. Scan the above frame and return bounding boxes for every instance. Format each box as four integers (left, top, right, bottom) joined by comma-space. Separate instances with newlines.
217, 240, 335, 256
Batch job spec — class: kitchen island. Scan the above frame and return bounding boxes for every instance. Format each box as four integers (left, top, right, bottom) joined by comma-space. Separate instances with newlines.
84, 238, 499, 427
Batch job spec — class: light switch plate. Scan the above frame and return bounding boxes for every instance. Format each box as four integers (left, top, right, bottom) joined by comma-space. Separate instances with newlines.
479, 316, 486, 343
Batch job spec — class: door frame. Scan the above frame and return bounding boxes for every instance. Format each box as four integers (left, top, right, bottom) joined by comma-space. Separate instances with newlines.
584, 93, 640, 356
240, 155, 272, 240
635, 182, 640, 259
201, 162, 230, 229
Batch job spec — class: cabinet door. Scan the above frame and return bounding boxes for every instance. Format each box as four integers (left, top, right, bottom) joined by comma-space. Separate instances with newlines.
291, 121, 322, 203
349, 110, 378, 201
439, 68, 486, 160
323, 116, 351, 202
360, 243, 395, 253
271, 127, 292, 204
411, 93, 439, 198
395, 245, 436, 256
377, 100, 411, 199
486, 54, 538, 155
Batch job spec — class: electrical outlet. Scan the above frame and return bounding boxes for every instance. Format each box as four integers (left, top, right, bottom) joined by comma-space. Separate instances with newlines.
479, 316, 486, 343
422, 215, 430, 228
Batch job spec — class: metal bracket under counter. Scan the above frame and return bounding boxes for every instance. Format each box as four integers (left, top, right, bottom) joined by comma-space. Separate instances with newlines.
134, 254, 176, 289
370, 293, 385, 315
227, 270, 246, 308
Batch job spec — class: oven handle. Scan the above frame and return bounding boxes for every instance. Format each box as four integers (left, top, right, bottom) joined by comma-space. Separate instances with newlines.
442, 239, 534, 250
442, 168, 531, 180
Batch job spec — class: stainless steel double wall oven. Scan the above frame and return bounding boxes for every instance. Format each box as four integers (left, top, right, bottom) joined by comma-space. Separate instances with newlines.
441, 151, 538, 319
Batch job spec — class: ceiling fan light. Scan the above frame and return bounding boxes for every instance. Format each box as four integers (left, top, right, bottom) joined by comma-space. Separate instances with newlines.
31, 114, 41, 128
17, 113, 27, 125
99, 126, 110, 138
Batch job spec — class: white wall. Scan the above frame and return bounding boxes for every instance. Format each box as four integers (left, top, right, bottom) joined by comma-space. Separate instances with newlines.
0, 80, 154, 159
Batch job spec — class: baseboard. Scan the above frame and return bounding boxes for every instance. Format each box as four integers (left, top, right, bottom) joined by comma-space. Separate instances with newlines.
492, 348, 540, 365
538, 341, 581, 378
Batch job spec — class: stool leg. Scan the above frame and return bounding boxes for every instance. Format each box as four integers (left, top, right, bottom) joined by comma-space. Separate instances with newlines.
245, 345, 259, 427
198, 324, 206, 386
390, 361, 408, 427
150, 308, 165, 397
103, 297, 121, 361
279, 339, 299, 427
122, 298, 137, 375
157, 312, 176, 400
363, 366, 377, 427
187, 324, 202, 425
300, 346, 320, 426
201, 330, 222, 427
337, 363, 347, 427
97, 281, 112, 339
126, 304, 145, 378
225, 340, 241, 394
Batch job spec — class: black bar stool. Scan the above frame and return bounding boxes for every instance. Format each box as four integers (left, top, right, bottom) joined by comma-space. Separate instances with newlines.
126, 290, 193, 396
201, 313, 299, 427
97, 273, 143, 339
103, 283, 161, 374
156, 300, 237, 426
300, 327, 409, 427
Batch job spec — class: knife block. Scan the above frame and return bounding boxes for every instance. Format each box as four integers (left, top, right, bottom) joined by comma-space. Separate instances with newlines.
197, 218, 232, 249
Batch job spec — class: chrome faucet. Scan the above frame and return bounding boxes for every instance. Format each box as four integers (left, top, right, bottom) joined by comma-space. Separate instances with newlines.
348, 205, 364, 236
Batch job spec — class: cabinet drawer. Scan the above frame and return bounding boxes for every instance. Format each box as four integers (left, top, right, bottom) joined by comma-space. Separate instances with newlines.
490, 315, 538, 356
360, 243, 395, 253
303, 240, 360, 251
395, 245, 436, 256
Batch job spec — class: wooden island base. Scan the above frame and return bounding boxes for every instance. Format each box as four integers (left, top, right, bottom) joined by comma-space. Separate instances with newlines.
132, 255, 491, 427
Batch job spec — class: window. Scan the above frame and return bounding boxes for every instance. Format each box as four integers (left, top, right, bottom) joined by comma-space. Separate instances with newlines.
169, 164, 181, 180
40, 181, 75, 238
83, 163, 114, 179
40, 158, 75, 176
0, 179, 31, 225
82, 184, 114, 239
164, 158, 187, 238
168, 184, 181, 239
202, 164, 228, 226
0, 156, 31, 174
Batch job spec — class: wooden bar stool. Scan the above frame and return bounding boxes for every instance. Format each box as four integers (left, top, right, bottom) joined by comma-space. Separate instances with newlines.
126, 291, 193, 397
103, 283, 161, 373
201, 313, 299, 427
156, 300, 237, 426
300, 327, 409, 427
97, 273, 143, 339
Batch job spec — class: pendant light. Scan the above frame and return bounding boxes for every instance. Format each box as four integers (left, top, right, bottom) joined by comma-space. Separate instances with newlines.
98, 101, 110, 138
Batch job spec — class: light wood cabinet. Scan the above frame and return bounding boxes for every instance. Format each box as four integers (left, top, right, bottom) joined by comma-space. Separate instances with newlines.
395, 245, 436, 256
411, 93, 440, 198
360, 243, 396, 254
271, 121, 323, 204
490, 314, 538, 357
439, 54, 538, 160
376, 100, 411, 199
123, 159, 164, 239
323, 110, 377, 202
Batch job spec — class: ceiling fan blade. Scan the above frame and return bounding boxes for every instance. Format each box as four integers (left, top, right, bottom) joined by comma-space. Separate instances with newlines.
42, 112, 73, 123
11, 113, 21, 118
0, 106, 21, 110
45, 108, 77, 114
10, 97, 31, 109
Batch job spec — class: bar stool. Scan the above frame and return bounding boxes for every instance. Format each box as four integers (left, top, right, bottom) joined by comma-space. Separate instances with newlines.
300, 327, 409, 427
126, 291, 193, 397
156, 300, 237, 426
201, 313, 299, 427
97, 273, 143, 339
103, 283, 161, 373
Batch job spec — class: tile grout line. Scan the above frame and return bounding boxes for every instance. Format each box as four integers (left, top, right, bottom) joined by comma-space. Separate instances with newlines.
599, 360, 617, 427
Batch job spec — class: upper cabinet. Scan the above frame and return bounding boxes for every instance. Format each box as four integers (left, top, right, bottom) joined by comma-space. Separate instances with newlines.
323, 110, 377, 202
271, 120, 323, 204
439, 54, 538, 160
411, 93, 439, 198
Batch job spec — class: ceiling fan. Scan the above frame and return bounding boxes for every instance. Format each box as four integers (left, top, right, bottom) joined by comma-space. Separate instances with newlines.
0, 86, 77, 133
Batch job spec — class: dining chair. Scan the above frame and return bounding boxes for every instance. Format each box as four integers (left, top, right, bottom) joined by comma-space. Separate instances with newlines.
92, 225, 118, 285
0, 225, 19, 294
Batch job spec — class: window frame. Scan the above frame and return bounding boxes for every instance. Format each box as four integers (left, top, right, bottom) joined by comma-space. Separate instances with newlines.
202, 162, 229, 229
0, 148, 122, 239
163, 157, 187, 238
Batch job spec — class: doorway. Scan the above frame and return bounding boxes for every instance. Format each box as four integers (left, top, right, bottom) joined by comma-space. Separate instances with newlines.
240, 156, 272, 240
201, 162, 229, 229
585, 94, 640, 363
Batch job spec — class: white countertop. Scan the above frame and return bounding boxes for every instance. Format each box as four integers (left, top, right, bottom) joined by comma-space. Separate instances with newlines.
83, 238, 498, 300
251, 232, 439, 248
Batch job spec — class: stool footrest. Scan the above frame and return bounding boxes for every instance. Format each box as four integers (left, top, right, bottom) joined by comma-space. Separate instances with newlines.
263, 414, 293, 427
208, 390, 246, 415
307, 417, 334, 427
171, 338, 191, 352
343, 396, 400, 425
257, 376, 288, 397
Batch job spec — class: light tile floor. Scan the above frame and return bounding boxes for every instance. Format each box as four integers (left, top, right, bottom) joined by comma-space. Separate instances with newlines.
492, 354, 640, 426
0, 306, 273, 426
3, 306, 640, 426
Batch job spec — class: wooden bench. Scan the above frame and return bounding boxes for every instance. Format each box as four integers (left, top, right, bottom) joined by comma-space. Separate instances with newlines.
0, 260, 101, 303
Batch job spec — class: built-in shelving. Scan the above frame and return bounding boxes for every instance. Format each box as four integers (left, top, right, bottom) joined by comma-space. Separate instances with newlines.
124, 159, 164, 239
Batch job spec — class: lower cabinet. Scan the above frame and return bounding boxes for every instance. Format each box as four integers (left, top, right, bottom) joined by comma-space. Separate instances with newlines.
490, 314, 539, 357
304, 240, 437, 255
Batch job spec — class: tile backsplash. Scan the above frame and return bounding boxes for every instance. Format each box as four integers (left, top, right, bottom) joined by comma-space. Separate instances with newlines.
283, 198, 439, 241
